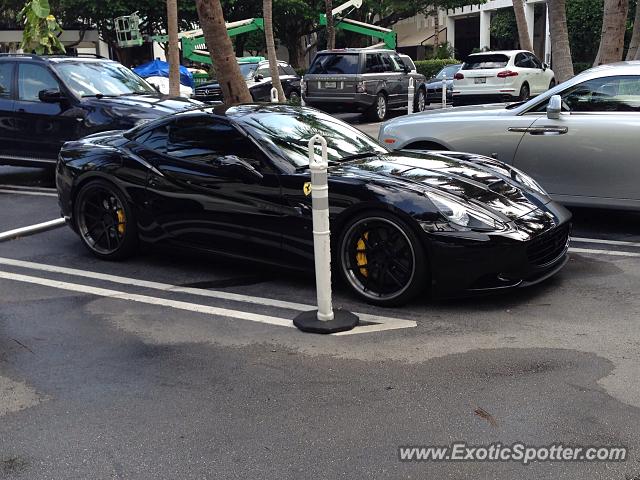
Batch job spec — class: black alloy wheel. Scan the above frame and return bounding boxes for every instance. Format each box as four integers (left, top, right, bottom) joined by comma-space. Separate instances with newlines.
74, 180, 138, 260
338, 212, 427, 306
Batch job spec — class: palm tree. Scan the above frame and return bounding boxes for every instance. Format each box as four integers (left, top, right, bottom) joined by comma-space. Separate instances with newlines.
512, 0, 534, 52
325, 0, 335, 50
166, 0, 180, 97
594, 0, 629, 66
547, 0, 574, 82
195, 0, 252, 105
263, 0, 286, 102
626, 3, 640, 60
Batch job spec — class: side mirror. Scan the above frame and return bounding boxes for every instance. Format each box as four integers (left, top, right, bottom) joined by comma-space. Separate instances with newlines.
547, 94, 562, 120
38, 88, 65, 103
542, 63, 548, 71
403, 65, 411, 74
254, 74, 264, 82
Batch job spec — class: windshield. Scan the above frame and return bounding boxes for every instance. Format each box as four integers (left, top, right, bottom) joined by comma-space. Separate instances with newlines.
237, 106, 388, 168
238, 63, 259, 79
308, 54, 360, 74
462, 54, 509, 70
436, 64, 461, 79
53, 61, 156, 97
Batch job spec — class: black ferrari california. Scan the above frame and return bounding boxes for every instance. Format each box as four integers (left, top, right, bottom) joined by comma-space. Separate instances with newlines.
56, 104, 571, 306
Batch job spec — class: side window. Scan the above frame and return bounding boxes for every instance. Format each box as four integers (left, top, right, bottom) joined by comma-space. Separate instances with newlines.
278, 65, 288, 76
18, 63, 60, 102
134, 124, 169, 152
514, 53, 528, 68
532, 75, 640, 113
0, 63, 13, 99
364, 53, 384, 73
529, 54, 543, 69
390, 55, 405, 72
255, 67, 270, 78
380, 54, 396, 72
283, 65, 297, 76
166, 117, 270, 171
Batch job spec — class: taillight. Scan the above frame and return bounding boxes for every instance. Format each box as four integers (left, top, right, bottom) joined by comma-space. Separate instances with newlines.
497, 70, 519, 78
454, 72, 464, 80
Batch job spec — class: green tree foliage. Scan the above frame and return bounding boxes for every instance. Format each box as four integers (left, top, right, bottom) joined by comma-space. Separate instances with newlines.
490, 8, 518, 50
17, 0, 66, 54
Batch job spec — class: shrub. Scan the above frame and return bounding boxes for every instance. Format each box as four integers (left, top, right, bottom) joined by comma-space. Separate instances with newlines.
414, 58, 460, 79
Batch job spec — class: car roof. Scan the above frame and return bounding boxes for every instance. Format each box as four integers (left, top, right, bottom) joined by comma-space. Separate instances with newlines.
0, 53, 111, 63
467, 50, 530, 57
316, 48, 397, 55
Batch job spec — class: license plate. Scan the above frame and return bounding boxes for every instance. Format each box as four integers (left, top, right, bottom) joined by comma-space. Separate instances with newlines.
474, 77, 486, 84
324, 81, 337, 89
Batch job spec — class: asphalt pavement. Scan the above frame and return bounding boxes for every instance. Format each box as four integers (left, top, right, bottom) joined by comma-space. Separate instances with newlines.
2, 117, 640, 479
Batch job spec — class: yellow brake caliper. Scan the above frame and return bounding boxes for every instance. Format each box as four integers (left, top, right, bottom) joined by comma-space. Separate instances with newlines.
356, 232, 369, 277
116, 209, 126, 235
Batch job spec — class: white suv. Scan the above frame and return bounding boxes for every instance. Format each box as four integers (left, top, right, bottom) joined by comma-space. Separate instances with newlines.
452, 50, 555, 105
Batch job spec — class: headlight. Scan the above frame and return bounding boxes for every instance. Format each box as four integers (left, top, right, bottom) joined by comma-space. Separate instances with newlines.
427, 191, 505, 231
509, 165, 547, 195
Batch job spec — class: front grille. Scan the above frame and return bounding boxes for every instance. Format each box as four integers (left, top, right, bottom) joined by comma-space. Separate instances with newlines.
527, 223, 571, 267
195, 88, 222, 97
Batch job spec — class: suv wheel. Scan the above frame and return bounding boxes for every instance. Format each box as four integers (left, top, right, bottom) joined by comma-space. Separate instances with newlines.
416, 88, 427, 112
368, 93, 388, 122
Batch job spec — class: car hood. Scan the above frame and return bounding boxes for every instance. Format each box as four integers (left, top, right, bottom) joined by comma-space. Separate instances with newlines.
330, 151, 549, 221
84, 94, 202, 117
385, 103, 510, 125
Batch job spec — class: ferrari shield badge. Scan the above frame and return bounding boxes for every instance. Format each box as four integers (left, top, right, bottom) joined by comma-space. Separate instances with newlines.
303, 182, 312, 196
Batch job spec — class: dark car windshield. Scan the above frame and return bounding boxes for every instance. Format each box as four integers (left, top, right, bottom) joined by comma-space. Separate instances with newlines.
308, 54, 360, 74
53, 61, 156, 97
462, 54, 509, 70
236, 106, 387, 167
238, 63, 259, 79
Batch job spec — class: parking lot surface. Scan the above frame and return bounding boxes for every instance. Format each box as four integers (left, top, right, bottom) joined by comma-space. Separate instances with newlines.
3, 145, 640, 478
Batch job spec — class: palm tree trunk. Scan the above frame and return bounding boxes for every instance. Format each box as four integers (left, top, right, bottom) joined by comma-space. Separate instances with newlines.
594, 0, 629, 66
263, 0, 286, 102
325, 0, 335, 50
512, 0, 534, 52
433, 3, 440, 56
548, 0, 574, 82
166, 0, 180, 97
626, 2, 640, 60
195, 0, 252, 105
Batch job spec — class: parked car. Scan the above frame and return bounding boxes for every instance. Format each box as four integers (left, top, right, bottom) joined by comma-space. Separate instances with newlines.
192, 59, 300, 103
379, 61, 640, 211
399, 54, 418, 74
302, 48, 426, 121
0, 53, 202, 169
419, 63, 461, 109
57, 104, 571, 306
452, 50, 555, 105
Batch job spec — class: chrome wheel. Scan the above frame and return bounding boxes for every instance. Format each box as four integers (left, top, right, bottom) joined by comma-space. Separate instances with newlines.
340, 217, 416, 302
417, 89, 426, 111
376, 94, 387, 120
77, 185, 127, 255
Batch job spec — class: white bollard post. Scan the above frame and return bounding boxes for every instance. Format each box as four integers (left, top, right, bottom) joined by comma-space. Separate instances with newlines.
407, 77, 415, 114
293, 135, 359, 334
270, 87, 279, 103
441, 74, 447, 108
300, 75, 306, 106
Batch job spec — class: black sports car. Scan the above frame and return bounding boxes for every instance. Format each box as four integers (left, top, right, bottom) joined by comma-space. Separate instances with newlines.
56, 104, 571, 306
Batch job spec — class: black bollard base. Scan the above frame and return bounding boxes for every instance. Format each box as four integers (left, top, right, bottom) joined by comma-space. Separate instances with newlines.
293, 309, 359, 334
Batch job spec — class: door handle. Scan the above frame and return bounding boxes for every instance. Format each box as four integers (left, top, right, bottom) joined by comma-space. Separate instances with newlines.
527, 126, 568, 135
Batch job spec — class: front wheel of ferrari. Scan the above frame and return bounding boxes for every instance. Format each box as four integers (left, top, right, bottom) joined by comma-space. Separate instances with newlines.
74, 180, 138, 260
338, 212, 428, 307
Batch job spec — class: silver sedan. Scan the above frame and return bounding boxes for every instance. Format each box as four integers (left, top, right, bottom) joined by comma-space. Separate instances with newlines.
379, 61, 640, 210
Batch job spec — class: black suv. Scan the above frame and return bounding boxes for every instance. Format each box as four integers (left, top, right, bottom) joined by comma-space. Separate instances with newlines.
0, 54, 201, 168
193, 59, 301, 103
302, 49, 426, 121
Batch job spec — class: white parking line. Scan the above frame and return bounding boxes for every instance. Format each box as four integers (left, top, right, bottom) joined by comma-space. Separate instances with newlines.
569, 247, 640, 258
0, 257, 417, 334
573, 237, 640, 248
0, 188, 57, 197
0, 219, 66, 242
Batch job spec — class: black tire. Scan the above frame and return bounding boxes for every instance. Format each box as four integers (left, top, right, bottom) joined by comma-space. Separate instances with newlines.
415, 88, 427, 112
549, 79, 556, 89
367, 92, 388, 122
74, 179, 139, 260
288, 90, 300, 103
337, 211, 428, 307
519, 83, 530, 101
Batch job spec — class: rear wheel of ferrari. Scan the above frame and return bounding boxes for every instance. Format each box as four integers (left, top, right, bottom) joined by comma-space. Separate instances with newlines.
338, 212, 427, 307
74, 180, 138, 260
